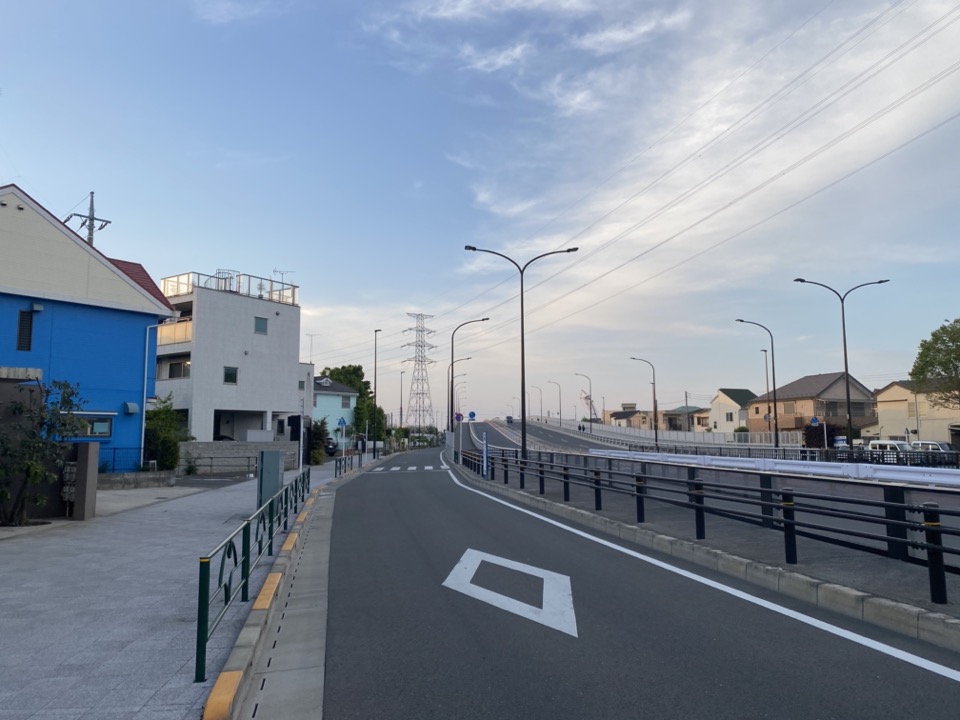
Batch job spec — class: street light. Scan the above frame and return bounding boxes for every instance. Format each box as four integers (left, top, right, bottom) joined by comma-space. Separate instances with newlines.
760, 349, 771, 433
794, 277, 890, 446
449, 318, 488, 432
447, 357, 472, 429
629, 358, 658, 449
735, 320, 779, 448
400, 370, 405, 433
574, 372, 593, 431
548, 380, 562, 429
465, 245, 578, 466
531, 385, 543, 422
373, 328, 381, 459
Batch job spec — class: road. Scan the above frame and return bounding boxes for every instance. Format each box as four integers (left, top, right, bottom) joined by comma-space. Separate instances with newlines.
318, 447, 960, 719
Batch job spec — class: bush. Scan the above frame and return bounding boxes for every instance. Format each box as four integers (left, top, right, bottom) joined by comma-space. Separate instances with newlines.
310, 449, 326, 465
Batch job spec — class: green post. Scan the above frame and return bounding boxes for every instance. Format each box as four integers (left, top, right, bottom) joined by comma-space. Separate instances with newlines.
268, 499, 275, 556
241, 522, 251, 602
195, 557, 210, 682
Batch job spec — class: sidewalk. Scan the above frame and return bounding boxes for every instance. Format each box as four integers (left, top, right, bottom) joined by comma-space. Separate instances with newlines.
0, 462, 336, 720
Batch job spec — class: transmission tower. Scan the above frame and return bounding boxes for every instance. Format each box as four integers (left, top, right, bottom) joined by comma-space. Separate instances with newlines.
64, 191, 111, 246
403, 313, 436, 435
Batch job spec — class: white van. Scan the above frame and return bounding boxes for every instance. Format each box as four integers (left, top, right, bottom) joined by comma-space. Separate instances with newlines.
911, 440, 958, 452
868, 440, 912, 452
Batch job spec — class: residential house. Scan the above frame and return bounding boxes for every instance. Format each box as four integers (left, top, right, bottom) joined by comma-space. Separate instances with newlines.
867, 381, 960, 445
663, 405, 704, 432
609, 403, 653, 430
692, 407, 712, 432
709, 388, 758, 433
155, 270, 310, 442
313, 376, 359, 444
745, 372, 875, 435
0, 184, 175, 471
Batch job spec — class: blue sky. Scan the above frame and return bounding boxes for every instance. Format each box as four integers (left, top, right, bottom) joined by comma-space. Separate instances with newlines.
3, 0, 960, 425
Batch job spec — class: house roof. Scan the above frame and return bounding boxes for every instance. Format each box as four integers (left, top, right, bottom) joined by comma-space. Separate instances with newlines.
108, 258, 174, 310
666, 405, 704, 414
314, 376, 358, 395
717, 388, 757, 407
874, 380, 914, 395
751, 372, 872, 402
610, 410, 644, 420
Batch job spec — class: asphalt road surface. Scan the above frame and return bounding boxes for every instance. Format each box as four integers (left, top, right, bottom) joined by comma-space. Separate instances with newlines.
321, 448, 960, 719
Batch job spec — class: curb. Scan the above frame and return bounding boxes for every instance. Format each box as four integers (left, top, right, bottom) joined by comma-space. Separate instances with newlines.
451, 459, 960, 655
201, 489, 322, 720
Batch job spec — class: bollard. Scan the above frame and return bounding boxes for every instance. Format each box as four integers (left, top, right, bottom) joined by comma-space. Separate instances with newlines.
922, 503, 948, 604
782, 489, 797, 565
538, 462, 545, 495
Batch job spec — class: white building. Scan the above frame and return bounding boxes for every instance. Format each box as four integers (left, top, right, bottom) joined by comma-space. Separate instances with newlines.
155, 270, 313, 442
708, 388, 757, 433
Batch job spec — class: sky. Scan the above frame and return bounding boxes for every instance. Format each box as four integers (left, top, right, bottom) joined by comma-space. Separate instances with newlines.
3, 0, 960, 426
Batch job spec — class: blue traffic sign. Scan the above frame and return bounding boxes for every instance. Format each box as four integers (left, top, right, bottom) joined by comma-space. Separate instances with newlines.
810, 417, 819, 426
455, 413, 463, 422
468, 411, 476, 420
338, 417, 347, 427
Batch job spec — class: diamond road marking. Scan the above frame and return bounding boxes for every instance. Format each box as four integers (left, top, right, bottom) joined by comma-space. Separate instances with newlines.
442, 549, 578, 637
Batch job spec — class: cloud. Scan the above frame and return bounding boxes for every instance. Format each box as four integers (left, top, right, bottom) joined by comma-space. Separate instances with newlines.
472, 185, 539, 217
410, 0, 594, 22
459, 42, 531, 72
190, 0, 288, 24
571, 9, 692, 55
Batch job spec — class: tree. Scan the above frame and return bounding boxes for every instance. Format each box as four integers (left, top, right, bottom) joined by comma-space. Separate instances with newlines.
0, 379, 87, 526
321, 365, 370, 400
144, 394, 191, 471
909, 319, 960, 410
321, 365, 385, 441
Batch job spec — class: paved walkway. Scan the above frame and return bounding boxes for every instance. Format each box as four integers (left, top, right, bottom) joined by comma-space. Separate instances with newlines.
0, 462, 336, 720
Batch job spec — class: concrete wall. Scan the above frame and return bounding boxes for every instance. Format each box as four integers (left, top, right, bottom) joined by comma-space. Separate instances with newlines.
178, 440, 299, 475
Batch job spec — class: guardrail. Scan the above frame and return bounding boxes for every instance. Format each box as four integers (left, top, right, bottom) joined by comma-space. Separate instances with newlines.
459, 449, 960, 604
194, 467, 311, 682
334, 454, 356, 478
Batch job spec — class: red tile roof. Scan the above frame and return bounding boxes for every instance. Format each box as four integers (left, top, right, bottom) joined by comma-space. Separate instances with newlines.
108, 258, 174, 311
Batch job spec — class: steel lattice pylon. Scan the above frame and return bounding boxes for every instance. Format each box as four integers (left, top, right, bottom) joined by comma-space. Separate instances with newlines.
403, 313, 436, 434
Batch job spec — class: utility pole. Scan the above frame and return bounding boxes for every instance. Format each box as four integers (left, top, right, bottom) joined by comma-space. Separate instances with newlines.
65, 191, 111, 246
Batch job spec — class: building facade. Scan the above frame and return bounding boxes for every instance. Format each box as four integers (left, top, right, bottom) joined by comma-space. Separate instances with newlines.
155, 271, 310, 442
870, 381, 960, 445
0, 184, 174, 471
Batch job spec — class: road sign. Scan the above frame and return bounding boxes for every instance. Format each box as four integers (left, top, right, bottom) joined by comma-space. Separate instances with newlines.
338, 417, 347, 428
810, 417, 819, 426
468, 411, 476, 420
455, 413, 463, 422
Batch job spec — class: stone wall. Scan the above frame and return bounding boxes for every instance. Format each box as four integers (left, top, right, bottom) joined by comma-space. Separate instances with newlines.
178, 441, 299, 476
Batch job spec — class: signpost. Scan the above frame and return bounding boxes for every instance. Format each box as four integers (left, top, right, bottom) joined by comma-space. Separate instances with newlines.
811, 416, 827, 449
338, 417, 346, 455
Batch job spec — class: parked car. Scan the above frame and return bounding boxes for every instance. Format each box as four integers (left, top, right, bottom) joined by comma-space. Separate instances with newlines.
323, 438, 338, 456
911, 440, 958, 452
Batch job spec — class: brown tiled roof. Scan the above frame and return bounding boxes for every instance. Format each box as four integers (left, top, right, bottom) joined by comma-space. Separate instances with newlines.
109, 258, 174, 311
752, 372, 871, 402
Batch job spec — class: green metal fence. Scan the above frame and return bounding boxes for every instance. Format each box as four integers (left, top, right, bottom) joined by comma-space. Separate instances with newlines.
194, 467, 311, 682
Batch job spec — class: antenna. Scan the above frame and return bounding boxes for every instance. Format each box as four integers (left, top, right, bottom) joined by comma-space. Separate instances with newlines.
273, 268, 295, 284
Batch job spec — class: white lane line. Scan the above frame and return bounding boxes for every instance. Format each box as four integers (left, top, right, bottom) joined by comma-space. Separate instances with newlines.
445, 466, 960, 683
372, 467, 384, 472
407, 466, 417, 471
425, 465, 434, 470
443, 549, 578, 637
390, 467, 401, 471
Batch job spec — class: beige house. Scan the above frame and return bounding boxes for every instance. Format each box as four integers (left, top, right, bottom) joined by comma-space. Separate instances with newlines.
609, 402, 656, 430
865, 381, 960, 445
709, 388, 757, 433
745, 372, 875, 435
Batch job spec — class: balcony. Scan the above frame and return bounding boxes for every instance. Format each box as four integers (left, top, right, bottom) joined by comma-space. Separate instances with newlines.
161, 270, 298, 306
158, 319, 193, 345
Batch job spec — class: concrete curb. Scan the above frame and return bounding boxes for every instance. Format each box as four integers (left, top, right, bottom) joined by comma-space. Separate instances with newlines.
452, 460, 960, 655
201, 490, 321, 720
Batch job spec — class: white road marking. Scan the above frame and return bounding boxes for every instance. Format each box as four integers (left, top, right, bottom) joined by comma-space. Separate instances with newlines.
443, 549, 578, 637
390, 467, 401, 471
443, 456, 960, 683
372, 467, 384, 472
425, 465, 434, 470
407, 466, 417, 471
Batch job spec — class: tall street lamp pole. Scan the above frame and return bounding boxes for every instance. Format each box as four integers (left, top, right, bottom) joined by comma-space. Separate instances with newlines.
548, 381, 562, 428
399, 370, 404, 433
574, 372, 593, 431
465, 245, 578, 466
447, 357, 471, 430
794, 278, 889, 446
629, 357, 658, 450
760, 349, 771, 433
736, 320, 779, 448
373, 328, 381, 459
531, 385, 543, 422
449, 318, 489, 432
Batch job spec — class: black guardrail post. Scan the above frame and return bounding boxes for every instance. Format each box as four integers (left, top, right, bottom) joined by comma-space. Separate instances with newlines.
489, 458, 496, 482
782, 489, 797, 564
538, 462, 545, 495
563, 466, 570, 502
883, 485, 909, 561
922, 503, 948, 604
519, 457, 526, 490
503, 457, 509, 485
593, 469, 602, 511
635, 463, 646, 523
195, 557, 210, 682
241, 521, 251, 602
688, 466, 704, 540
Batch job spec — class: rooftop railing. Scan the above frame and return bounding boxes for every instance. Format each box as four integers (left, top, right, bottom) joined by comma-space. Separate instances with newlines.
161, 270, 298, 306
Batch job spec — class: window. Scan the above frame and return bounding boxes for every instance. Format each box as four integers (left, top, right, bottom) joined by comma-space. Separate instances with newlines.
16, 310, 33, 351
298, 380, 305, 390
725, 412, 734, 422
341, 395, 350, 408
754, 407, 760, 415
254, 317, 268, 334
224, 366, 238, 384
169, 360, 191, 379
783, 402, 796, 415
76, 416, 113, 437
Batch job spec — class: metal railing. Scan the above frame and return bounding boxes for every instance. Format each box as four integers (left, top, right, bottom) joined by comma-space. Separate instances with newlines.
194, 467, 310, 682
459, 449, 960, 604
181, 454, 259, 477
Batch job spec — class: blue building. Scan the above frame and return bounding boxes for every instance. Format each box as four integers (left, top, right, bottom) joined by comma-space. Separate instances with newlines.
313, 376, 358, 448
0, 185, 175, 471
